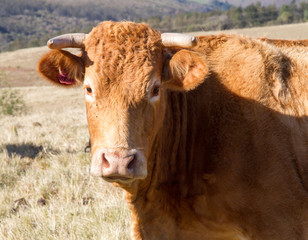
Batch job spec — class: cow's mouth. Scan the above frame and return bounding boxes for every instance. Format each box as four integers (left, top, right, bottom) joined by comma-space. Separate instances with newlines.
102, 176, 135, 184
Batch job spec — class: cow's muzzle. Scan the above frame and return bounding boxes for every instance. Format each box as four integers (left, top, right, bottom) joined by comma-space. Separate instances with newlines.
90, 148, 147, 183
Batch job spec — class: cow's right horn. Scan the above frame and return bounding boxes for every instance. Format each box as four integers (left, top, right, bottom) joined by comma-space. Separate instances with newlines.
47, 33, 89, 49
161, 33, 197, 48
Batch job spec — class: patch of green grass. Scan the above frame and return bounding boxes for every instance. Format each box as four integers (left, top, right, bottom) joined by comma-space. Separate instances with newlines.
0, 173, 17, 189
0, 72, 27, 116
0, 88, 27, 116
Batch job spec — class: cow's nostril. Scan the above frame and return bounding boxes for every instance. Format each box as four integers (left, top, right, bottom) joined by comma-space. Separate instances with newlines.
127, 154, 136, 170
102, 153, 110, 169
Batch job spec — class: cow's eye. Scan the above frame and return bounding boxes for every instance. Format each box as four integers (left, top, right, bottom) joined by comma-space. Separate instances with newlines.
151, 86, 160, 97
84, 86, 92, 95
83, 81, 95, 101
86, 87, 92, 94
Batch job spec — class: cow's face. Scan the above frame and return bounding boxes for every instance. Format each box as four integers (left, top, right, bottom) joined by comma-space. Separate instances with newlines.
83, 23, 164, 184
38, 21, 208, 186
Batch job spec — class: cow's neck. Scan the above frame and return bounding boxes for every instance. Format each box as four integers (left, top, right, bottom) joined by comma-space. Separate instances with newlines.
124, 87, 231, 239
154, 89, 212, 195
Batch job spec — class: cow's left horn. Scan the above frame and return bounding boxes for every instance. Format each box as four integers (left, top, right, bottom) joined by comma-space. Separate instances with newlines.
161, 33, 197, 48
47, 33, 89, 49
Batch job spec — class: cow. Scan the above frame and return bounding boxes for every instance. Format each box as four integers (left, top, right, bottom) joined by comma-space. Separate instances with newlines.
38, 21, 308, 240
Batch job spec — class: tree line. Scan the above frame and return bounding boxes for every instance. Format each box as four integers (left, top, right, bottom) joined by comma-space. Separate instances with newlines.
143, 0, 308, 32
1, 0, 308, 52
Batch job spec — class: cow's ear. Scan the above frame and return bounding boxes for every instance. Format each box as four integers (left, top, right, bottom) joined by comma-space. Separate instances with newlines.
38, 50, 84, 86
162, 49, 209, 91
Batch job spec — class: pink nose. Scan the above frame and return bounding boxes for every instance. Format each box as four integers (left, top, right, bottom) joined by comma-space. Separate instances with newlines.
91, 148, 147, 182
102, 152, 136, 177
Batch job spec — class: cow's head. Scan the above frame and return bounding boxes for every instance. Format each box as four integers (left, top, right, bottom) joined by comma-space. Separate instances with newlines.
38, 21, 208, 186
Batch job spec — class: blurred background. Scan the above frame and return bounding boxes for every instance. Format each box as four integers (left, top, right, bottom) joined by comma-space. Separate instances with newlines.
1, 0, 307, 52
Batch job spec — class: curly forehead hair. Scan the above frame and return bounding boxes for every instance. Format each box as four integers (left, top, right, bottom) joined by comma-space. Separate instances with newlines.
85, 21, 162, 69
91, 21, 161, 45
84, 21, 163, 101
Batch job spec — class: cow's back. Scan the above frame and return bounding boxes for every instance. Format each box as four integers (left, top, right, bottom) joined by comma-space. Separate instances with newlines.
181, 35, 308, 239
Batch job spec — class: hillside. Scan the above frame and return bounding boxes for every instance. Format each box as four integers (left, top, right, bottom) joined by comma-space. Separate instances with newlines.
2, 22, 308, 88
0, 0, 230, 52
2, 0, 308, 52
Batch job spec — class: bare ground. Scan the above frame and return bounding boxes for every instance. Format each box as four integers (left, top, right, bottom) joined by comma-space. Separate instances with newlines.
193, 21, 308, 39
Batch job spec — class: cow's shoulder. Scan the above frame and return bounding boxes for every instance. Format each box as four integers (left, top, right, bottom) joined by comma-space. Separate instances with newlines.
195, 34, 308, 113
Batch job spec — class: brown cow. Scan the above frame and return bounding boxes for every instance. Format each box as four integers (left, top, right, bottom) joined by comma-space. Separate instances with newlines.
38, 21, 308, 240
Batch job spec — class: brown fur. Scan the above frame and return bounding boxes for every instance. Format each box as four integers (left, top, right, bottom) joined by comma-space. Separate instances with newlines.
259, 37, 308, 48
38, 21, 308, 240
38, 49, 84, 86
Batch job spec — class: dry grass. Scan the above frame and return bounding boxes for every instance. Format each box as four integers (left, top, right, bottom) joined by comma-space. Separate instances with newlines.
0, 87, 131, 240
193, 21, 308, 39
1, 22, 308, 239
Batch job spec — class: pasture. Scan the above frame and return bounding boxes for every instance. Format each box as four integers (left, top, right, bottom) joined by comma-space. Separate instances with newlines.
1, 22, 308, 239
0, 87, 131, 239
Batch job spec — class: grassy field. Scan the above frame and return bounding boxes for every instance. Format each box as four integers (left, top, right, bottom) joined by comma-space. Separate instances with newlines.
0, 87, 131, 240
1, 22, 308, 239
